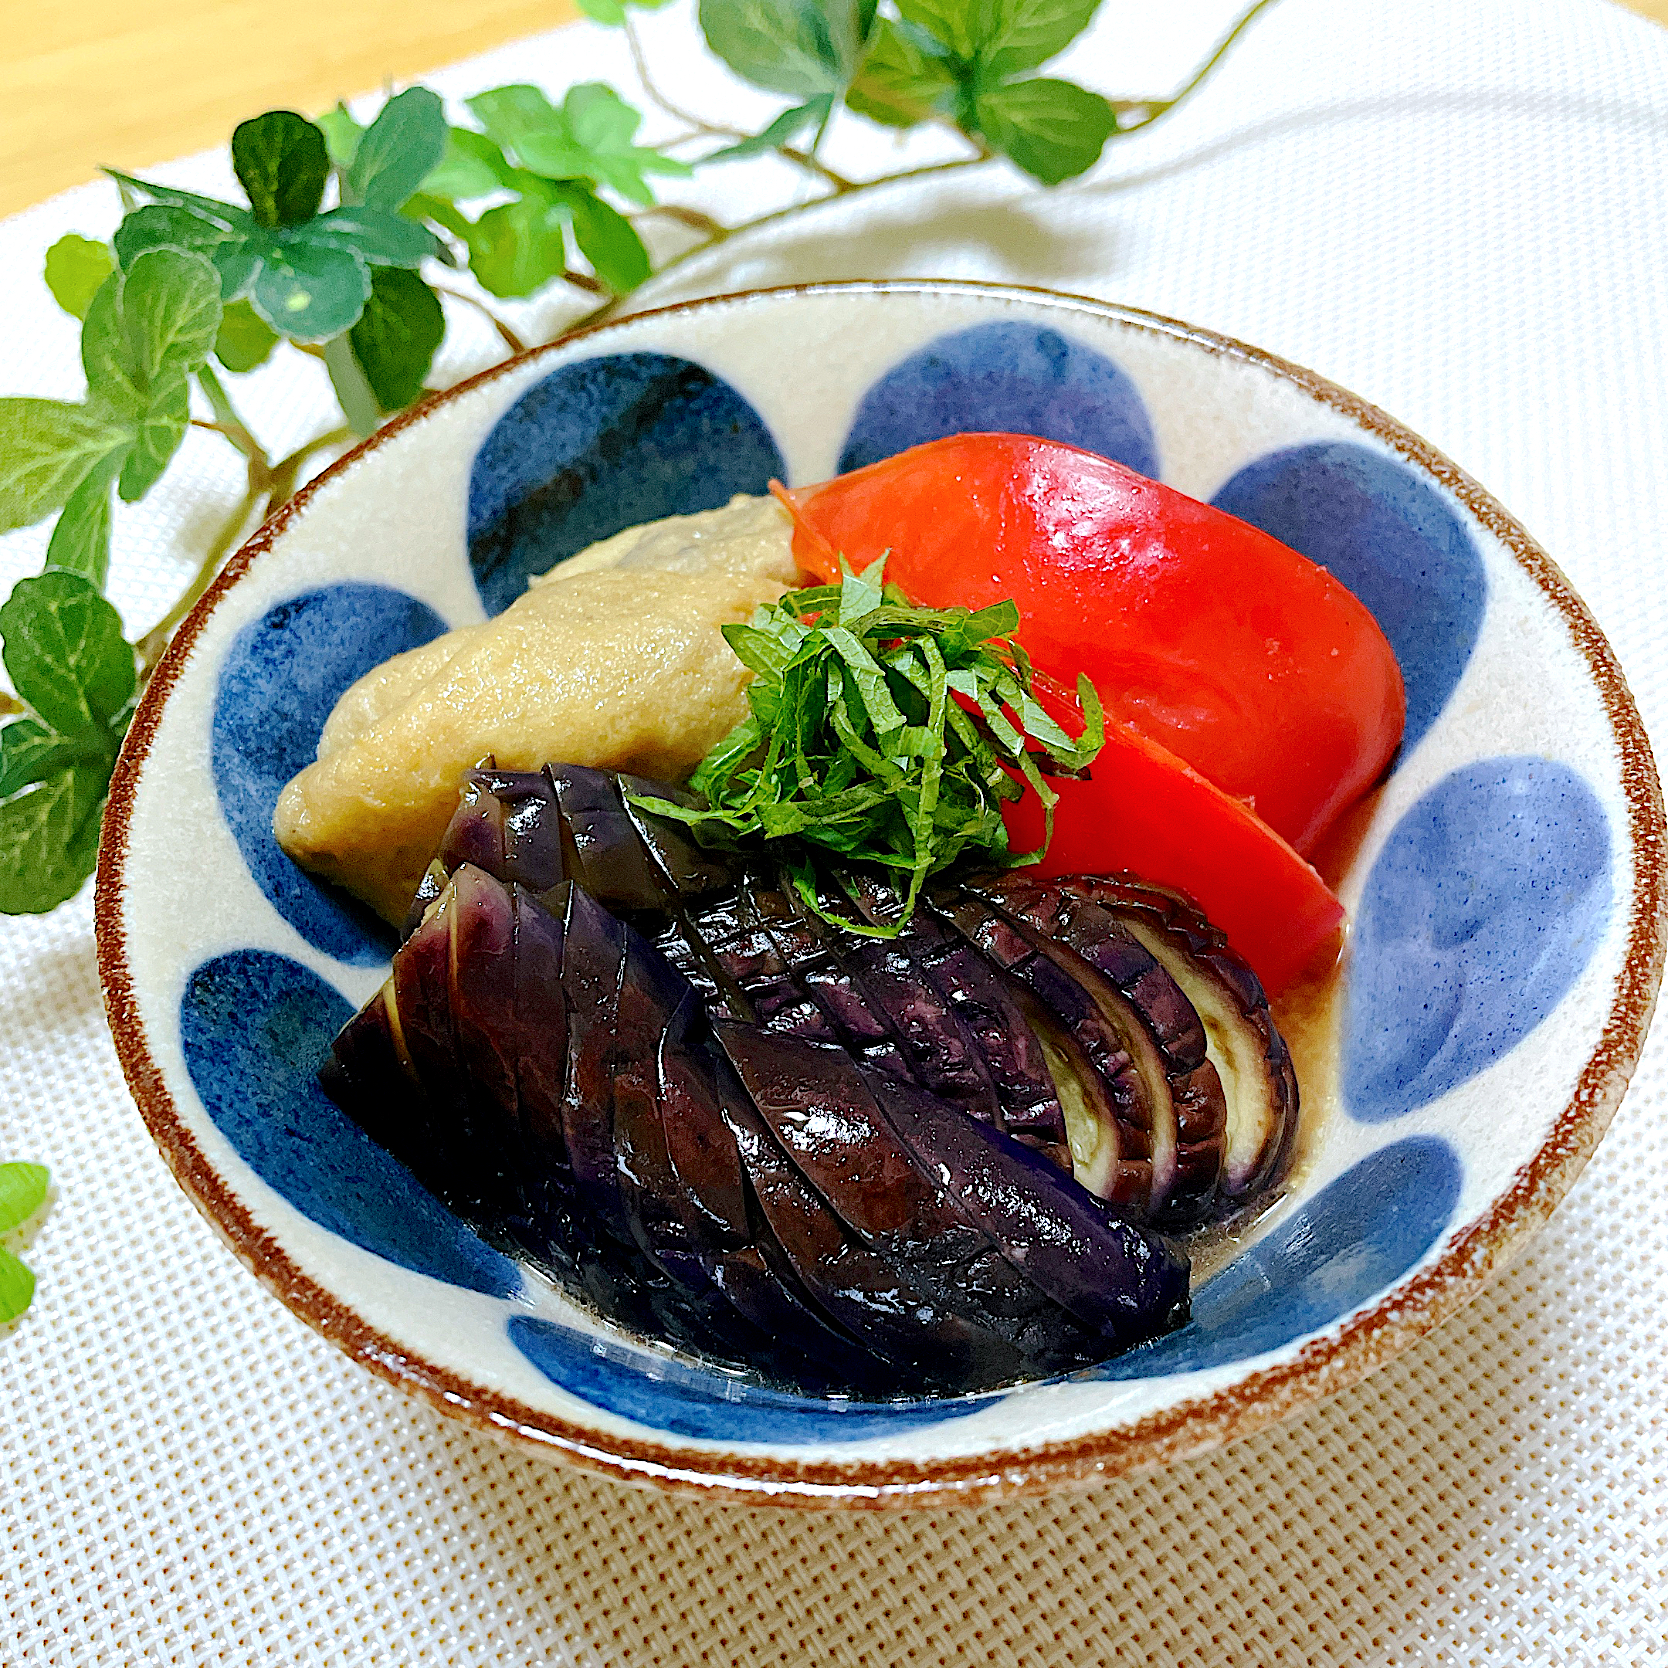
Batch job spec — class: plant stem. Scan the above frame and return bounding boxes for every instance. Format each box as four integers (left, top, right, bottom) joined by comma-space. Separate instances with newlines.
623, 13, 745, 140
1114, 0, 1281, 132
777, 146, 859, 193
633, 204, 730, 239
264, 426, 353, 513
135, 479, 265, 677
557, 154, 992, 337
322, 336, 381, 438
623, 12, 856, 188
194, 365, 269, 479
430, 283, 527, 353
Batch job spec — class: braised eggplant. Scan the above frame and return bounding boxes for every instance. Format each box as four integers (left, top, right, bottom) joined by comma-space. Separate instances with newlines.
325, 765, 1307, 1396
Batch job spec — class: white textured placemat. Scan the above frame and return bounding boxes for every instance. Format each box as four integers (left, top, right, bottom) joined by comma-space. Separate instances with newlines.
5, 1, 1667, 1662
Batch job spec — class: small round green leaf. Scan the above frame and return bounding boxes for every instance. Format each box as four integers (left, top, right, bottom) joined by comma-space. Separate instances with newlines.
113, 204, 233, 273
249, 238, 372, 340
464, 197, 568, 299
698, 0, 855, 98
973, 76, 1115, 183
232, 110, 330, 228
44, 454, 121, 589
121, 247, 223, 382
976, 0, 1100, 80
44, 236, 115, 321
346, 86, 448, 211
0, 571, 135, 737
421, 130, 514, 203
846, 18, 959, 127
0, 720, 84, 798
118, 369, 191, 501
316, 102, 364, 170
566, 190, 651, 293
0, 761, 108, 915
0, 1247, 36, 1322
0, 1163, 49, 1234
215, 299, 280, 373
348, 267, 445, 412
305, 206, 442, 267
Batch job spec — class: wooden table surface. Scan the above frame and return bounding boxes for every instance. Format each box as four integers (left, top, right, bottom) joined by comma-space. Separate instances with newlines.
0, 0, 1663, 218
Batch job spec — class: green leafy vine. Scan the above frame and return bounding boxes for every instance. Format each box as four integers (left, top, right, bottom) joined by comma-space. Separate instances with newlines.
0, 0, 1277, 915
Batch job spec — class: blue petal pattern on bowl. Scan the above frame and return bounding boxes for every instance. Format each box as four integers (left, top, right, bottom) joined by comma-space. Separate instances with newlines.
467, 353, 785, 615
1212, 442, 1486, 752
180, 949, 519, 1297
508, 1315, 988, 1441
213, 584, 446, 966
1099, 1136, 1461, 1378
838, 322, 1160, 477
1345, 757, 1611, 1122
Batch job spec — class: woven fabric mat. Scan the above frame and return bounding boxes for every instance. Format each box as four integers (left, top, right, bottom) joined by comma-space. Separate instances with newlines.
5, 1, 1668, 1662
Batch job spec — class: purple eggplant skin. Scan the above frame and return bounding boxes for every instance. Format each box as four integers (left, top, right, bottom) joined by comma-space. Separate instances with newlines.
710, 1044, 1027, 1391
405, 768, 569, 935
320, 980, 431, 1172
617, 772, 739, 902
559, 881, 716, 1250
680, 868, 846, 1042
874, 1085, 1190, 1351
847, 872, 1068, 1153
546, 765, 674, 916
967, 874, 1227, 1227
799, 883, 1006, 1128
965, 885, 1188, 1224
385, 890, 517, 1219
759, 876, 920, 1084
1060, 875, 1299, 1207
610, 992, 826, 1380
927, 889, 1156, 1216
555, 882, 633, 1243
658, 1042, 908, 1396
716, 1025, 1110, 1375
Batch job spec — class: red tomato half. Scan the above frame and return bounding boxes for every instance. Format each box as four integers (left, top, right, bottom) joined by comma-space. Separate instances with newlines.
1003, 670, 1343, 993
1003, 715, 1344, 996
782, 434, 1406, 857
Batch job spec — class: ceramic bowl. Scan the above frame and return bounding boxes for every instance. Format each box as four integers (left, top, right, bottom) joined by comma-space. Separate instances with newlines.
96, 281, 1665, 1507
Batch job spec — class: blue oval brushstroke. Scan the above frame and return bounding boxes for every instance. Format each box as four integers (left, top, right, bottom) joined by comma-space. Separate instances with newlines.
1212, 441, 1486, 753
467, 353, 785, 615
180, 949, 518, 1297
213, 584, 446, 965
1344, 756, 1611, 1122
1099, 1137, 1461, 1378
508, 1315, 990, 1442
839, 321, 1160, 476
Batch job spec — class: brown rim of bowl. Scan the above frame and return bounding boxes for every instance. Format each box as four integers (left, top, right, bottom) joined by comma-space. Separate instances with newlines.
94, 280, 1667, 1510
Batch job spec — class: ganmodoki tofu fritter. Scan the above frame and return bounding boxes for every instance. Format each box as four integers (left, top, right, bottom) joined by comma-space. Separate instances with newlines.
272, 494, 798, 923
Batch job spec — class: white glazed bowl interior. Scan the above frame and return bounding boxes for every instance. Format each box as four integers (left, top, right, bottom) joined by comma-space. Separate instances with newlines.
98, 282, 1663, 1506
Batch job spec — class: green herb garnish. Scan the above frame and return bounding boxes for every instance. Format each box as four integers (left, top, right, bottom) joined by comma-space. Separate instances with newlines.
632, 557, 1103, 934
0, 1161, 50, 1322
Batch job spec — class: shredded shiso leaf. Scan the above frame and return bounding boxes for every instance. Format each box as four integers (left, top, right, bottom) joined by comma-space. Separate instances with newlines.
630, 557, 1103, 935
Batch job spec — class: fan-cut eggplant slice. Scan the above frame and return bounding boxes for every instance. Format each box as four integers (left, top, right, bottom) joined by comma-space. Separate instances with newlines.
716, 1024, 1120, 1374
969, 879, 1240, 1225
800, 875, 1007, 1127
849, 873, 1070, 1154
1057, 875, 1299, 1205
928, 889, 1157, 1215
711, 1057, 1013, 1390
873, 1085, 1191, 1350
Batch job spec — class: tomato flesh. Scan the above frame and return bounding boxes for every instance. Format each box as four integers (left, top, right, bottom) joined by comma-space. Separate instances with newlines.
1003, 711, 1344, 996
783, 433, 1406, 857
